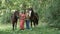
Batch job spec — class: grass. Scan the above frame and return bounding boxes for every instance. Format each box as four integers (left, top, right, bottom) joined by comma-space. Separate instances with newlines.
0, 22, 60, 34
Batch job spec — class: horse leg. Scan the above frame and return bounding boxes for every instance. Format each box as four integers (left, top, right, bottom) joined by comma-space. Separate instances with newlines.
12, 22, 14, 30
15, 21, 17, 29
33, 21, 36, 27
36, 20, 38, 25
35, 20, 39, 27
31, 21, 32, 28
35, 19, 38, 27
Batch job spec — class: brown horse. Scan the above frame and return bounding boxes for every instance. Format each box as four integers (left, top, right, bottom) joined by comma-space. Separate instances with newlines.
11, 10, 19, 30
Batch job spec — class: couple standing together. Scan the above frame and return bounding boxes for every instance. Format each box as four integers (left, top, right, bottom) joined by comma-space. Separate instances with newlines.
19, 10, 31, 30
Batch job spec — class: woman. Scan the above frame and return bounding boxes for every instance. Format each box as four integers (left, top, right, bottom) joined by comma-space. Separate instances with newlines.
19, 11, 26, 30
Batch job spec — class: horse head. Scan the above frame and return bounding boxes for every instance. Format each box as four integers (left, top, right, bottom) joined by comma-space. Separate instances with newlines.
27, 8, 34, 17
14, 10, 19, 19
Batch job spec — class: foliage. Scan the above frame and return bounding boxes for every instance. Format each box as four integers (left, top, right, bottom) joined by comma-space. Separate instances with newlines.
42, 0, 60, 28
0, 0, 60, 28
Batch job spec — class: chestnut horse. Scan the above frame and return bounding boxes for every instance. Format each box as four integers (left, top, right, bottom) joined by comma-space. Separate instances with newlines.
11, 10, 19, 30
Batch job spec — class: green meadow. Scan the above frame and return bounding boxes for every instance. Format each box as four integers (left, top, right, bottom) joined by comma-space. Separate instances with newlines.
0, 22, 60, 34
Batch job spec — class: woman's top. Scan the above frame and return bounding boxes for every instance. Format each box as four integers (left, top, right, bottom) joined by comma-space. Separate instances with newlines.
19, 13, 26, 20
